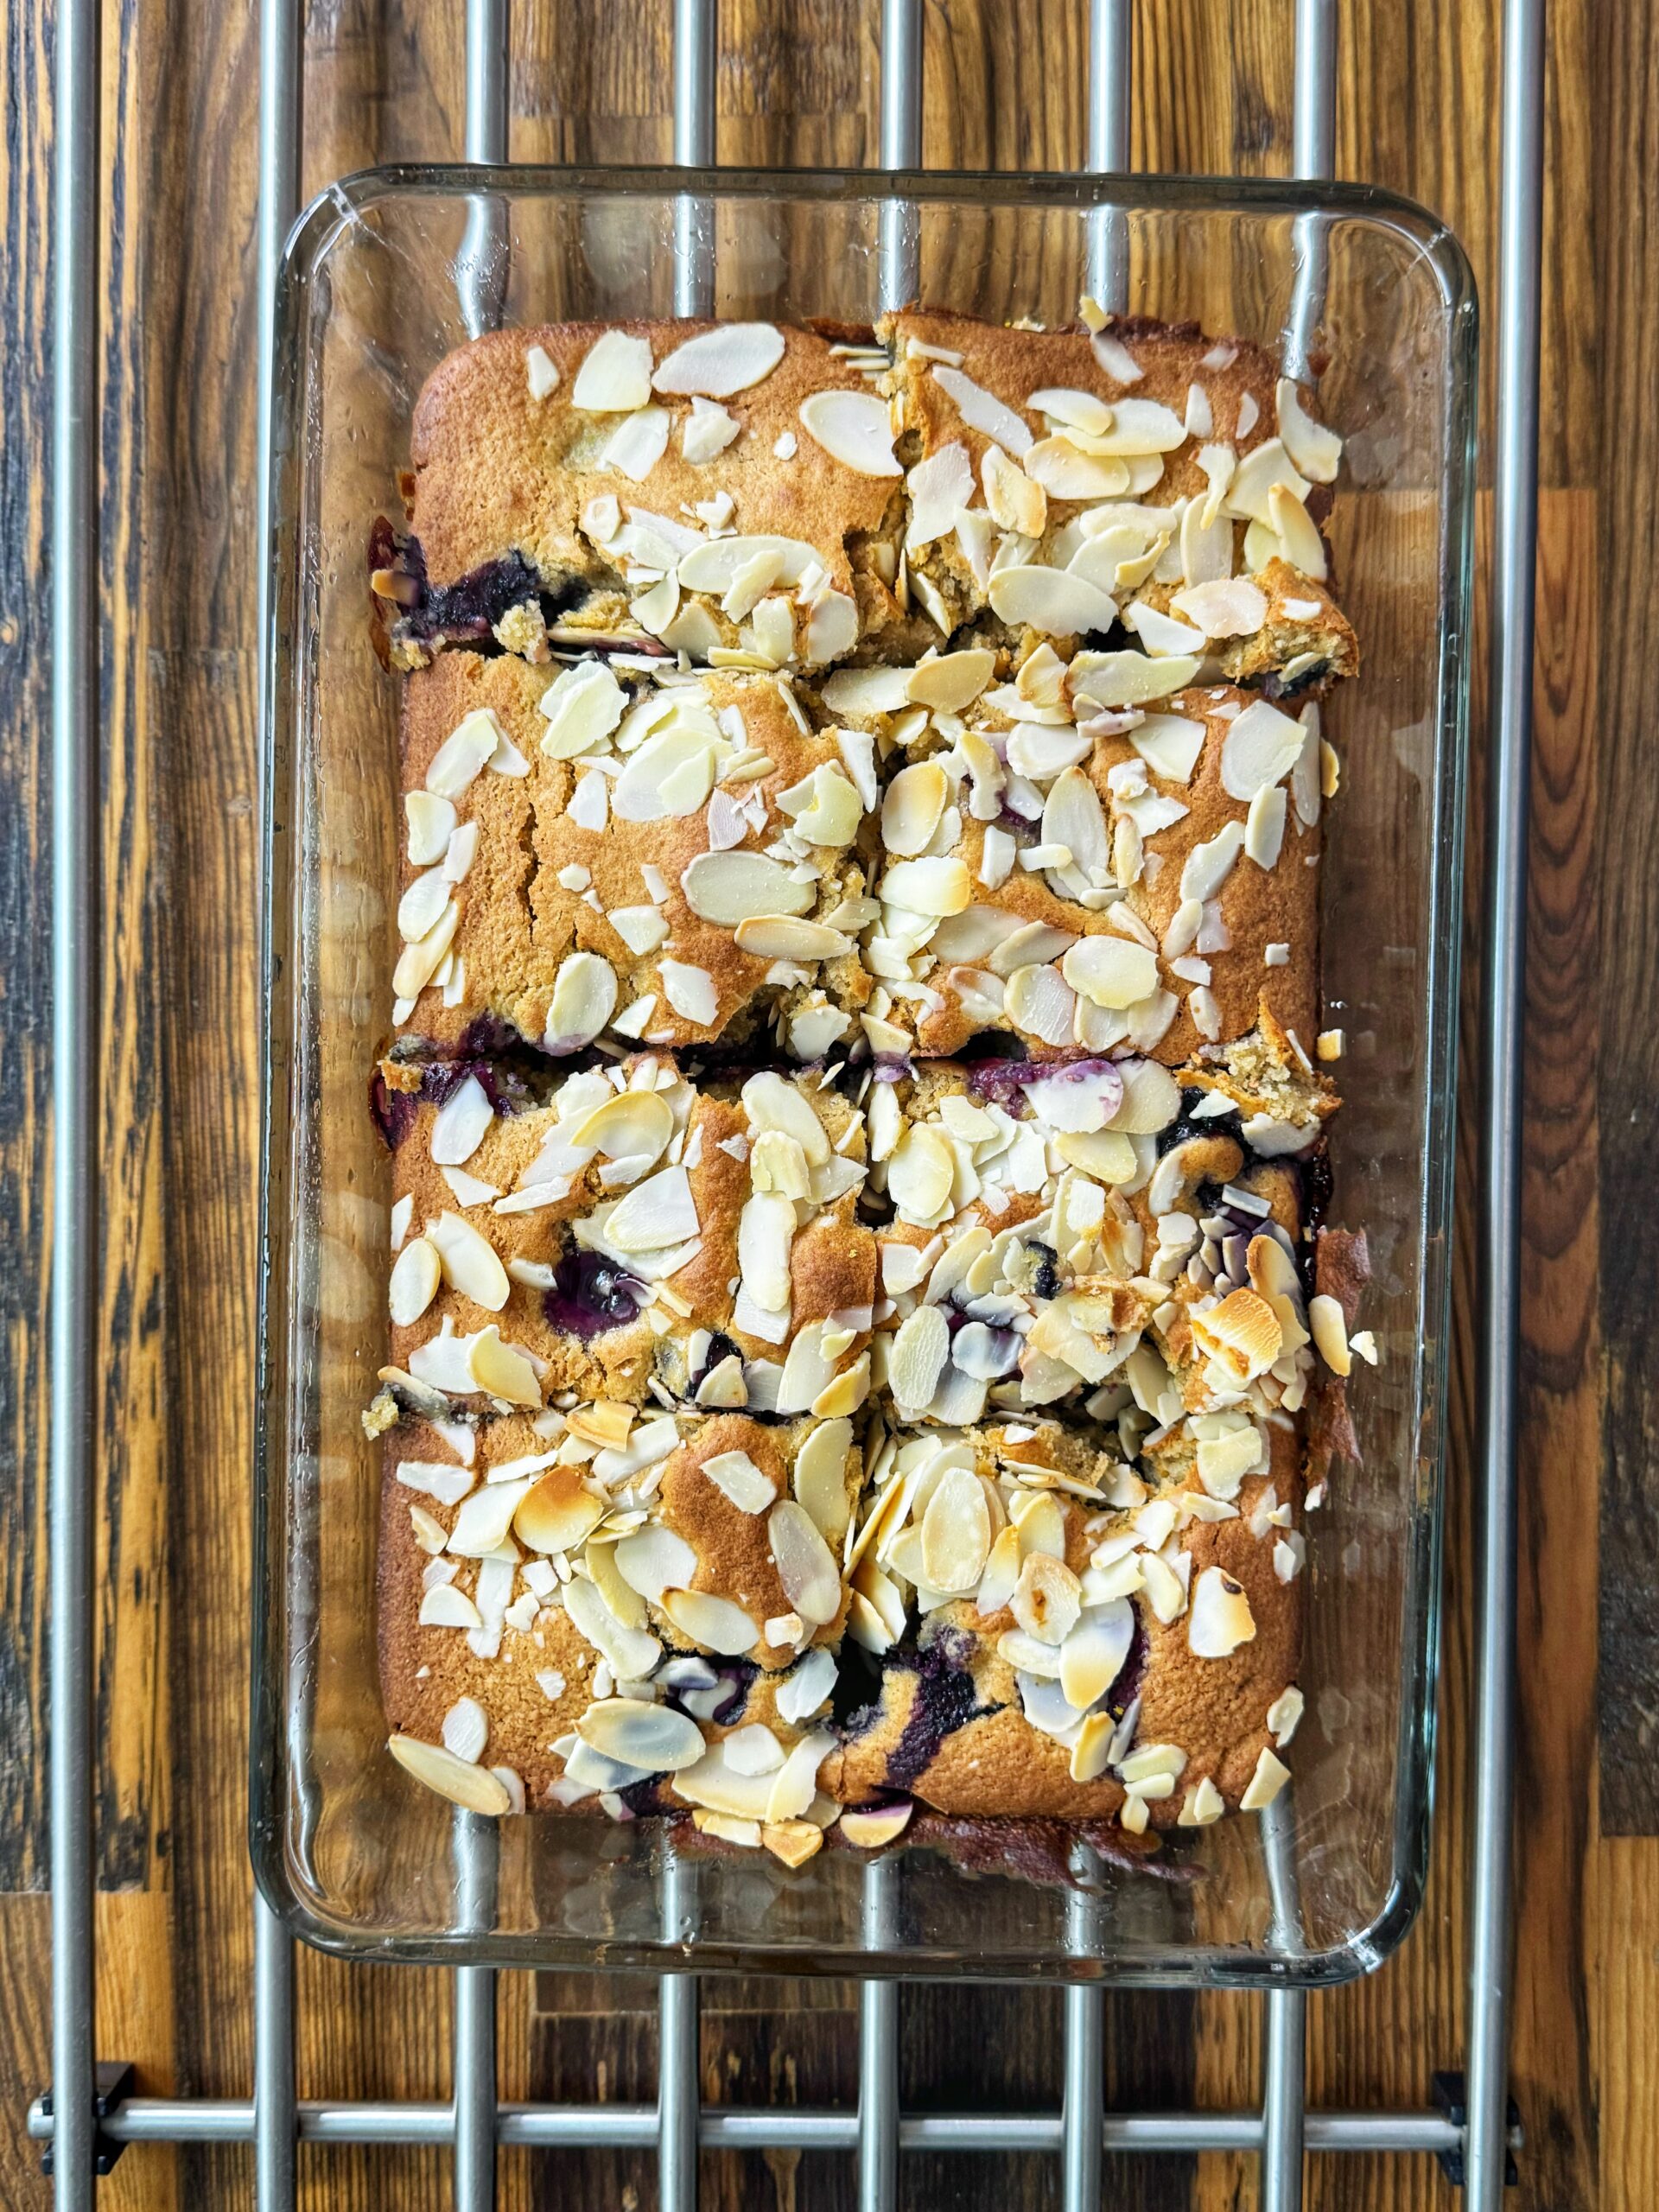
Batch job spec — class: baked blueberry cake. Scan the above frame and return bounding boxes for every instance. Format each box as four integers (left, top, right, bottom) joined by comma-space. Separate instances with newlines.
366, 302, 1374, 1859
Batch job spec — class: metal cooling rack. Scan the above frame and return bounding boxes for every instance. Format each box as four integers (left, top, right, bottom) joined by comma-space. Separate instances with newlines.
35, 0, 1542, 2202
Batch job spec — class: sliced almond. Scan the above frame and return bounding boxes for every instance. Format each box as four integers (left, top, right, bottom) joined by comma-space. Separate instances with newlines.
577, 1697, 705, 1771
839, 1799, 913, 1848
466, 1325, 542, 1405
1005, 961, 1077, 1047
677, 534, 822, 594
988, 565, 1117, 638
880, 855, 971, 916
931, 365, 1033, 455
392, 899, 460, 1001
1170, 577, 1268, 639
1240, 1745, 1291, 1810
406, 790, 458, 864
761, 1819, 823, 1867
768, 1499, 842, 1624
1023, 436, 1131, 500
540, 660, 627, 758
387, 1734, 513, 1815
514, 1465, 607, 1554
1179, 820, 1245, 904
701, 1448, 777, 1515
1132, 714, 1208, 785
920, 1466, 992, 1593
881, 761, 950, 857
683, 849, 815, 925
1083, 397, 1185, 454
1010, 1551, 1083, 1646
429, 1211, 510, 1311
1187, 1566, 1257, 1658
390, 1236, 442, 1326
1071, 650, 1201, 708
905, 647, 995, 713
887, 1124, 957, 1224
613, 727, 717, 821
418, 1584, 483, 1630
798, 389, 901, 477
653, 321, 785, 397
889, 1303, 950, 1412
1274, 378, 1342, 483
1220, 697, 1305, 803
792, 1417, 854, 1545
1041, 766, 1109, 877
1069, 1712, 1116, 1783
779, 761, 863, 846
1309, 1291, 1352, 1376
741, 1071, 831, 1163
738, 1192, 795, 1313
1058, 1598, 1135, 1708
545, 950, 620, 1052
1061, 934, 1158, 1010
1266, 480, 1327, 579
658, 960, 719, 1026
426, 709, 503, 799
982, 444, 1047, 537
602, 1162, 700, 1253
1224, 437, 1311, 525
661, 1586, 760, 1655
681, 397, 740, 465
563, 1572, 664, 1678
571, 328, 653, 411
600, 405, 671, 482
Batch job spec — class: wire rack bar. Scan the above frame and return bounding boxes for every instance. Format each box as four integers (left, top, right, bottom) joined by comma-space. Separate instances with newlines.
658, 1851, 701, 2211
454, 1816, 500, 2211
858, 1857, 900, 2212
878, 0, 922, 308
29, 2096, 1510, 2155
672, 0, 716, 315
48, 0, 102, 2198
1084, 0, 1133, 308
1468, 0, 1545, 2202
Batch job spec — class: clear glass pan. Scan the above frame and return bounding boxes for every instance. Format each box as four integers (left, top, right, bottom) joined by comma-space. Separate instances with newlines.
255, 164, 1476, 1983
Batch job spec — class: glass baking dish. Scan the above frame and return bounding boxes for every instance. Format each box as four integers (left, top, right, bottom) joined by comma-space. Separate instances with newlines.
253, 163, 1475, 1983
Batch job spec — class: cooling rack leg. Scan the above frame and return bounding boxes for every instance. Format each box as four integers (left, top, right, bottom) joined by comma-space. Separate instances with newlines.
48, 0, 102, 2199
253, 1895, 298, 2208
857, 1856, 899, 2212
1261, 1994, 1306, 2210
1084, 0, 1133, 311
1285, 0, 1335, 379
453, 1815, 499, 2210
878, 0, 922, 311
1060, 1859, 1103, 2212
658, 1850, 700, 2211
672, 0, 716, 317
1467, 0, 1545, 2202
457, 0, 511, 337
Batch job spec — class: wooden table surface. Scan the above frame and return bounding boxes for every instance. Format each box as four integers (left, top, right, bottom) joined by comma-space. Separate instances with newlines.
0, 1, 1649, 2205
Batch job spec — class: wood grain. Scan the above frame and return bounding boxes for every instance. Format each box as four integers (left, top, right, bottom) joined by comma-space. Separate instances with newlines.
0, 3, 1645, 2209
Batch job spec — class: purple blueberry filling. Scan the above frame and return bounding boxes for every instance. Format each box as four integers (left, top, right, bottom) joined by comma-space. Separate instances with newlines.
542, 1251, 646, 1341
845, 1626, 1000, 1791
369, 1069, 418, 1151
964, 1053, 1124, 1109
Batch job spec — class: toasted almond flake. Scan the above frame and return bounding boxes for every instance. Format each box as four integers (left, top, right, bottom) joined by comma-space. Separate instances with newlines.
840, 1799, 913, 1848
1244, 783, 1288, 869
1081, 396, 1185, 455
579, 1697, 705, 1770
1315, 1028, 1344, 1062
388, 1733, 512, 1814
982, 443, 1047, 536
779, 760, 862, 845
1187, 1566, 1257, 1658
798, 388, 901, 476
919, 1465, 992, 1592
1089, 332, 1144, 385
1240, 1744, 1291, 1810
1275, 378, 1341, 482
1308, 1291, 1352, 1375
429, 1074, 494, 1168
760, 1819, 823, 1866
699, 1448, 775, 1516
1011, 1552, 1083, 1646
682, 849, 815, 925
418, 1582, 483, 1630
426, 709, 504, 798
931, 364, 1033, 455
906, 646, 996, 713
1124, 714, 1205, 785
887, 1123, 957, 1224
606, 904, 669, 959
988, 565, 1116, 639
652, 321, 785, 397
742, 1071, 831, 1162
677, 533, 822, 594
737, 1190, 795, 1314
1179, 495, 1233, 585
441, 1696, 489, 1764
545, 950, 620, 1052
572, 328, 654, 411
512, 1465, 607, 1553
570, 1087, 675, 1166
881, 855, 971, 916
